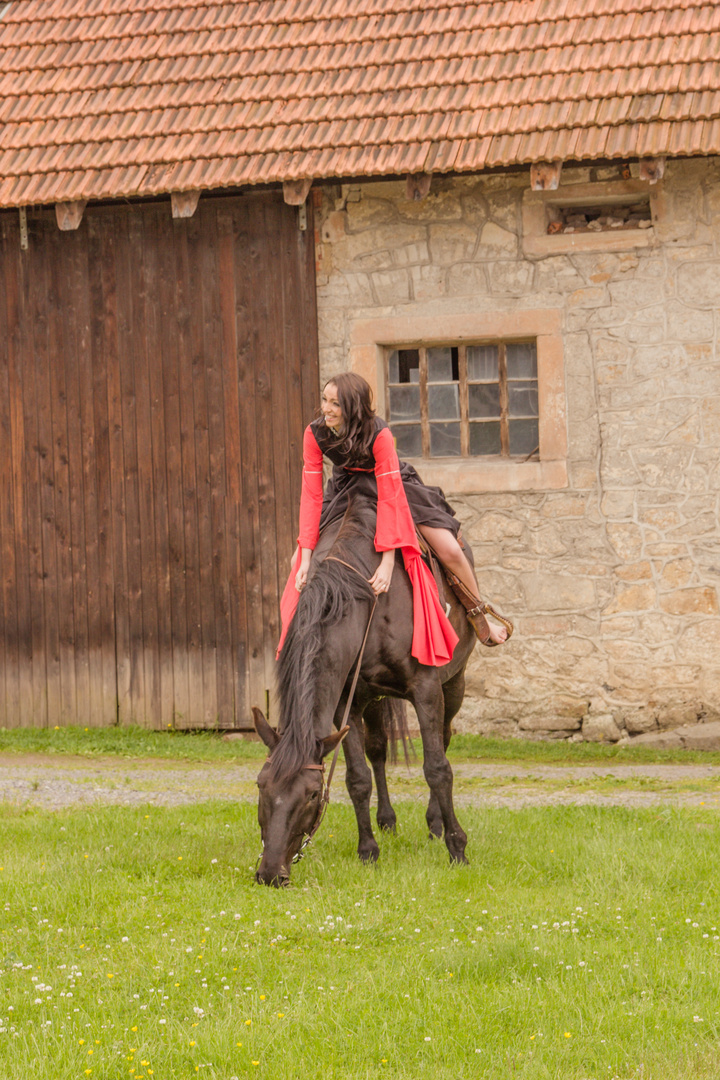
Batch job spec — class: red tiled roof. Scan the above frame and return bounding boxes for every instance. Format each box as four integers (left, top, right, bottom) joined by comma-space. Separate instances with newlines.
1, 0, 718, 207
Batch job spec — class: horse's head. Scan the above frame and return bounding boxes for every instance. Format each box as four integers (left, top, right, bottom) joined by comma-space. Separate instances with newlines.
252, 707, 347, 887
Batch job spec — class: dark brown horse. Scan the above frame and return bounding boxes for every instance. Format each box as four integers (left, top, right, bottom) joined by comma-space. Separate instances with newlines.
253, 493, 476, 887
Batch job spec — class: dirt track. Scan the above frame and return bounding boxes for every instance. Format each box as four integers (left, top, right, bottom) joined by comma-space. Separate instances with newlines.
1, 753, 719, 811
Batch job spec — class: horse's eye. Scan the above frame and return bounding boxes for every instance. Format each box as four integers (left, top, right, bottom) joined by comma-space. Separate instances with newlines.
309, 791, 318, 801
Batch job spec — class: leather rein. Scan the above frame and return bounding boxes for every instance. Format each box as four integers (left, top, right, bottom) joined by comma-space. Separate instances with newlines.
262, 556, 378, 867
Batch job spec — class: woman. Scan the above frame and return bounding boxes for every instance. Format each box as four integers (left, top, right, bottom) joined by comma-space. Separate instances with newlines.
278, 373, 509, 665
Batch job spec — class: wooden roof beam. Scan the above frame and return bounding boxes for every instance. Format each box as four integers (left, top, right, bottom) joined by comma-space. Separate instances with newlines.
171, 190, 200, 218
283, 178, 313, 205
406, 172, 432, 201
530, 162, 563, 191
55, 200, 86, 230
638, 157, 666, 184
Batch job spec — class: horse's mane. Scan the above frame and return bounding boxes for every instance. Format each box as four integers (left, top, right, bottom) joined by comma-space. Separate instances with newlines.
271, 498, 376, 781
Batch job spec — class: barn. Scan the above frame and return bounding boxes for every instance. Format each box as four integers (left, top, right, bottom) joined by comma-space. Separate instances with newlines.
1, 0, 719, 740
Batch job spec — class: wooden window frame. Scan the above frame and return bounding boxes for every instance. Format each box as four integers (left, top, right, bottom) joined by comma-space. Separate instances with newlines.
386, 341, 540, 462
348, 310, 568, 494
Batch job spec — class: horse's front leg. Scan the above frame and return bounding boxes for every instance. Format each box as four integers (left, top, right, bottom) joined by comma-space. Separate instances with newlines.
411, 672, 468, 865
427, 668, 466, 840
363, 699, 397, 834
341, 704, 380, 864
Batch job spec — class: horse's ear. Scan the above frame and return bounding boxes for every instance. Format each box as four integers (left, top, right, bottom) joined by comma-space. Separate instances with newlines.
321, 725, 350, 758
252, 707, 279, 752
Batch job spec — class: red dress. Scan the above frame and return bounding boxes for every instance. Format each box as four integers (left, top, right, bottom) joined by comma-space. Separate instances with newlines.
277, 420, 459, 666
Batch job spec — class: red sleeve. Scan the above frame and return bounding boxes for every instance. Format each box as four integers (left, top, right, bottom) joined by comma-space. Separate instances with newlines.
373, 426, 418, 552
297, 425, 324, 549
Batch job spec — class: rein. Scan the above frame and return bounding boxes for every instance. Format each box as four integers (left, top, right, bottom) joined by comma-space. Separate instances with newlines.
260, 557, 379, 870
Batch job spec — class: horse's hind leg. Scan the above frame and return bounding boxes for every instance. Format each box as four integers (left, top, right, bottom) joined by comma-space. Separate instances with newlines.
342, 708, 381, 864
427, 668, 466, 840
363, 699, 397, 834
411, 672, 468, 865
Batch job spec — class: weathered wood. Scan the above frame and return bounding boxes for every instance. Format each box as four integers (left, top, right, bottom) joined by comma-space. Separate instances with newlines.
171, 191, 200, 219
55, 200, 87, 231
530, 161, 563, 190
0, 192, 319, 729
283, 178, 312, 205
638, 157, 666, 184
405, 172, 432, 201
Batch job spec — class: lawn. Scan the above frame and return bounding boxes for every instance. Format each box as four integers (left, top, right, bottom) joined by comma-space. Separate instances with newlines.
1, 794, 719, 1079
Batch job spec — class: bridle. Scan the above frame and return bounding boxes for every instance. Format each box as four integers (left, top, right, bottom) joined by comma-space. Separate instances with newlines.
257, 557, 379, 871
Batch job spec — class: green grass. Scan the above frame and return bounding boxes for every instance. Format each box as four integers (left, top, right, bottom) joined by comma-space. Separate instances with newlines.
1, 800, 719, 1079
2, 726, 720, 767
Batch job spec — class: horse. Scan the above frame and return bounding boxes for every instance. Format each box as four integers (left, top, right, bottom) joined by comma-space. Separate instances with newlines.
252, 492, 476, 887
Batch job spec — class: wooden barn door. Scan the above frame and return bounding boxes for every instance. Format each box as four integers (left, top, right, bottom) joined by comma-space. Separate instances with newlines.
0, 193, 318, 728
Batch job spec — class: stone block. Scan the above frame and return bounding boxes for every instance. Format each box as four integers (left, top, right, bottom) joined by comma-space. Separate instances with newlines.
606, 523, 644, 561
677, 620, 720, 665
623, 707, 657, 734
603, 582, 656, 614
370, 268, 411, 304
615, 561, 652, 582
568, 286, 608, 308
701, 398, 720, 443
582, 714, 623, 742
521, 573, 595, 610
519, 713, 583, 732
344, 197, 396, 231
459, 189, 490, 225
397, 190, 463, 223
446, 263, 489, 296
630, 344, 686, 380
409, 263, 447, 300
676, 261, 720, 307
629, 729, 684, 748
666, 300, 714, 342
428, 223, 479, 264
393, 242, 431, 267
488, 261, 534, 296
656, 702, 702, 730
477, 221, 517, 256
639, 506, 684, 530
633, 445, 693, 489
540, 493, 589, 518
659, 588, 719, 615
680, 721, 720, 751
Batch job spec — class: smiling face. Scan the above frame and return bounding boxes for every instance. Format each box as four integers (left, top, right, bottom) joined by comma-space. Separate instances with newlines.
321, 382, 343, 430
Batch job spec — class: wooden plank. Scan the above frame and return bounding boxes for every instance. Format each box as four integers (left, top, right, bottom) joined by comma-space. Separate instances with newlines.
46, 221, 78, 725
233, 197, 267, 717
171, 219, 205, 728
217, 204, 249, 726
59, 227, 93, 726
185, 210, 219, 727
139, 206, 174, 730
87, 214, 120, 726
113, 207, 147, 726
199, 203, 234, 727
0, 217, 16, 725
158, 215, 191, 729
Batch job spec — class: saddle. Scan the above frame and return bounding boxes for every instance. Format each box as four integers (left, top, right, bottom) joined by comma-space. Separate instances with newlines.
416, 531, 514, 648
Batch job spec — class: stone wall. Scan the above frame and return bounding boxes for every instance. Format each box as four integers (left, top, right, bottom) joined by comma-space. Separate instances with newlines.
312, 158, 720, 742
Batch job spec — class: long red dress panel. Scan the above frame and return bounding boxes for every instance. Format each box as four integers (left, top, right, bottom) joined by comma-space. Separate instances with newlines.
277, 424, 459, 666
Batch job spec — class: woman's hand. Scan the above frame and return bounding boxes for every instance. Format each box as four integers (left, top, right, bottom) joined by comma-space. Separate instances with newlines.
369, 550, 395, 596
295, 548, 312, 592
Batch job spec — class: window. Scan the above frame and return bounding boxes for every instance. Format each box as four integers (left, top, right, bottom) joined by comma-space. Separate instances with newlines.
387, 341, 539, 460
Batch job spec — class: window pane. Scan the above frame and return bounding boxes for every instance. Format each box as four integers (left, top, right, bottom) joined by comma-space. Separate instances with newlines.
509, 418, 539, 456
506, 342, 537, 379
467, 344, 498, 381
427, 346, 457, 382
428, 383, 459, 420
469, 421, 502, 456
430, 423, 461, 457
508, 381, 539, 416
392, 424, 422, 458
388, 384, 420, 421
468, 382, 501, 418
388, 349, 420, 384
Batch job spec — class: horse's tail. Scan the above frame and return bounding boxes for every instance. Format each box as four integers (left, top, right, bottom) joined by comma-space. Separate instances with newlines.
380, 698, 416, 767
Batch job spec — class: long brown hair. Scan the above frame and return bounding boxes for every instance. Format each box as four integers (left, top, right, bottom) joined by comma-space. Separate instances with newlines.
321, 372, 376, 462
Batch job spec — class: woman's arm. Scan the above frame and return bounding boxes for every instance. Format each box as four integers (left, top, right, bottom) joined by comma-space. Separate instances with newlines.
295, 427, 324, 591
370, 426, 419, 595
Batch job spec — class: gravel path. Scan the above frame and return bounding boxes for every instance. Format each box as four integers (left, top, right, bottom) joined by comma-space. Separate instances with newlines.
1, 754, 719, 811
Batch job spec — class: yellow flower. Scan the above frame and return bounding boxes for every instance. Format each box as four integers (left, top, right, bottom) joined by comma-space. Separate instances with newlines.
277, 1012, 284, 1019
252, 1062, 259, 1066
88, 1049, 93, 1055
178, 856, 182, 861
79, 1039, 85, 1045
245, 1019, 252, 1026
189, 1041, 196, 1047
564, 1032, 571, 1038
131, 1026, 138, 1032
107, 973, 114, 978
236, 1042, 242, 1047
260, 995, 266, 1001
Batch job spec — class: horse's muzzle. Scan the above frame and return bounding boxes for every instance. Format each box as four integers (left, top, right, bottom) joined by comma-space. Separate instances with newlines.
255, 864, 290, 888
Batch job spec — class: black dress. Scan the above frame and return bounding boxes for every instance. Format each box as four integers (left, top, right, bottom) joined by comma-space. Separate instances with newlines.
310, 416, 460, 539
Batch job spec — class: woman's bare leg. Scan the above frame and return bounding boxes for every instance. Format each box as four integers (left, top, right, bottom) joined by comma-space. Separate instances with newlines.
417, 525, 508, 645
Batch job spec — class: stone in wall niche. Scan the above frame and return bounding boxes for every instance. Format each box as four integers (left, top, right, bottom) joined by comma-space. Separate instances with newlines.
659, 588, 719, 616
623, 706, 658, 735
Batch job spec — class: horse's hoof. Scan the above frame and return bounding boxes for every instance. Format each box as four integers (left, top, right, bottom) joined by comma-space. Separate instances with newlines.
358, 844, 380, 864
449, 851, 469, 865
427, 825, 443, 841
377, 815, 396, 834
